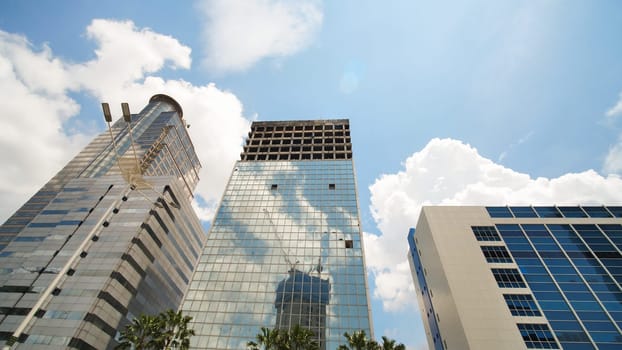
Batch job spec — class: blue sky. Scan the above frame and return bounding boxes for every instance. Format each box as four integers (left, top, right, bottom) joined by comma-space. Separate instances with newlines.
2, 1, 622, 348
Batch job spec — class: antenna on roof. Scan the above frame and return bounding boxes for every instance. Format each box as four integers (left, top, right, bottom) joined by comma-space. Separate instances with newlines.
101, 102, 180, 209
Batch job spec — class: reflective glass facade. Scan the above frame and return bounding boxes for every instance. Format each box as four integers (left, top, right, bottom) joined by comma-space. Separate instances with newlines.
183, 120, 372, 350
409, 206, 622, 350
0, 95, 205, 349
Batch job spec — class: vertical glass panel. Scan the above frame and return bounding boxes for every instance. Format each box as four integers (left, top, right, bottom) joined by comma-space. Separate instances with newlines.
582, 207, 613, 218
606, 207, 622, 218
486, 206, 513, 218
534, 207, 563, 218
558, 207, 588, 218
510, 207, 538, 218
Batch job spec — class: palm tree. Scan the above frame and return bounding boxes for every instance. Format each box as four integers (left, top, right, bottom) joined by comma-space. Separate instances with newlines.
379, 336, 405, 350
248, 327, 283, 350
116, 314, 161, 349
116, 310, 195, 350
248, 326, 321, 350
338, 330, 378, 350
158, 309, 195, 349
289, 324, 319, 350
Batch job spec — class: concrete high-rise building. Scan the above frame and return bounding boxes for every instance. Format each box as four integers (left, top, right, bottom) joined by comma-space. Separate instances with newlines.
0, 95, 205, 349
182, 120, 373, 349
408, 206, 622, 350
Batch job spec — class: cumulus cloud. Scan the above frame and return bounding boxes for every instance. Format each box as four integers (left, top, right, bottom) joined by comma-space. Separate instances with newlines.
0, 19, 250, 223
197, 0, 323, 73
367, 138, 622, 311
603, 136, 622, 175
606, 92, 622, 120
604, 92, 622, 175
0, 30, 86, 220
70, 19, 191, 98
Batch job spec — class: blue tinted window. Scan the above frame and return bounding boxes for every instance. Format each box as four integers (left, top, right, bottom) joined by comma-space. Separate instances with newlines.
529, 282, 559, 292
511, 207, 538, 218
504, 294, 541, 316
606, 206, 622, 218
14, 236, 46, 242
517, 323, 559, 349
555, 331, 591, 342
481, 246, 513, 263
533, 291, 563, 300
558, 207, 588, 218
28, 222, 57, 228
471, 226, 501, 241
582, 207, 613, 218
576, 311, 610, 321
492, 268, 526, 288
40, 210, 69, 215
58, 220, 81, 226
598, 224, 622, 249
486, 207, 513, 218
582, 321, 617, 332
549, 320, 583, 331
534, 207, 563, 218
558, 342, 596, 350
543, 310, 576, 320
538, 300, 571, 311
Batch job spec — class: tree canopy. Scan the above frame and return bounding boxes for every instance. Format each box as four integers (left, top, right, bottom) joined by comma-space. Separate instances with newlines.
248, 327, 405, 350
116, 309, 195, 350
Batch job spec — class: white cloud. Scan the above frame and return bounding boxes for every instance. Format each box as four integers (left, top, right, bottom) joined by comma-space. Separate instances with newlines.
0, 31, 86, 220
70, 19, 191, 99
367, 138, 622, 311
606, 92, 622, 120
603, 136, 622, 175
0, 19, 250, 223
197, 0, 323, 73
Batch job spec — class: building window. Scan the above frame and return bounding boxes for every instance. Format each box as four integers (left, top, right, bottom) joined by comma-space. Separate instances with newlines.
472, 226, 501, 241
271, 184, 278, 190
492, 268, 526, 288
509, 207, 538, 218
607, 206, 622, 217
504, 294, 542, 316
481, 246, 513, 263
329, 184, 336, 190
557, 207, 587, 218
486, 206, 513, 218
516, 323, 559, 349
533, 207, 563, 218
581, 206, 612, 218
345, 240, 353, 248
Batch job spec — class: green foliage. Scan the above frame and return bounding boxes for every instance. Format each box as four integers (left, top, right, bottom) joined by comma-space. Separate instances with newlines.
337, 331, 405, 350
116, 309, 195, 350
338, 330, 377, 350
247, 325, 319, 350
249, 327, 405, 350
379, 336, 405, 350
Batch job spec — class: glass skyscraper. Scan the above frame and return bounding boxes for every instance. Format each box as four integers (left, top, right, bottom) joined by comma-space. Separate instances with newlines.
0, 95, 205, 349
408, 206, 622, 350
182, 120, 373, 349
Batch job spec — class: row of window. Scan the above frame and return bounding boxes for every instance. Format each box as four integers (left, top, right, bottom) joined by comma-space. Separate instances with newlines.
487, 206, 622, 219
473, 226, 560, 349
243, 153, 353, 161
475, 224, 622, 348
252, 122, 348, 132
246, 138, 351, 146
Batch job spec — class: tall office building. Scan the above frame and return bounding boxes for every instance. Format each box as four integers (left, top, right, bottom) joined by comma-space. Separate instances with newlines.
182, 120, 373, 349
0, 95, 205, 349
408, 206, 622, 350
